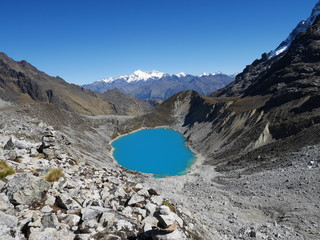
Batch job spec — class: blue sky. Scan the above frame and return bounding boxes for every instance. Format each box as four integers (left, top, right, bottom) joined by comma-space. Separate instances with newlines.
1, 0, 318, 84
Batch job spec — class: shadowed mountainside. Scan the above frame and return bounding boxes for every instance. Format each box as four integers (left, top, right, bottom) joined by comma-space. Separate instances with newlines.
0, 53, 152, 116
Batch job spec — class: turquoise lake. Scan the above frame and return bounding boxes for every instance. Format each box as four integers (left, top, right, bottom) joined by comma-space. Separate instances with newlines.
111, 128, 196, 176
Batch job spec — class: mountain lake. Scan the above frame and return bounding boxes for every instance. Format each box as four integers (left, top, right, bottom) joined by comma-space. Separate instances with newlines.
111, 128, 196, 177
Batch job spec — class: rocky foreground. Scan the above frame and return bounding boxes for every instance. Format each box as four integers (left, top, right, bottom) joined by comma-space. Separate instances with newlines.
0, 120, 193, 240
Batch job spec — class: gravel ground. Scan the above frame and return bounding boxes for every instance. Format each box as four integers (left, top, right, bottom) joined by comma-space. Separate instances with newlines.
142, 144, 320, 240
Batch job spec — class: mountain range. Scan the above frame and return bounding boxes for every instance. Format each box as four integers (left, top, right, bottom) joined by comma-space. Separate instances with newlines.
82, 70, 234, 100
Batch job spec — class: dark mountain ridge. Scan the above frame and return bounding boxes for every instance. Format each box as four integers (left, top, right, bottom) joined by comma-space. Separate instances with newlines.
0, 53, 152, 115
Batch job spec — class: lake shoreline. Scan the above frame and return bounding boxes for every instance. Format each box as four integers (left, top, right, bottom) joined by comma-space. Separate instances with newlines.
109, 126, 203, 177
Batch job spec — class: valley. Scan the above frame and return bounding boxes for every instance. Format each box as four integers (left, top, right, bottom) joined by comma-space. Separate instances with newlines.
0, 1, 320, 240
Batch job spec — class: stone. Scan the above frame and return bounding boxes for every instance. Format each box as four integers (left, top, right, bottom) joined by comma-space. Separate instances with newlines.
79, 219, 99, 233
107, 176, 120, 185
133, 207, 147, 218
4, 173, 50, 205
41, 205, 53, 213
128, 193, 145, 206
41, 214, 59, 228
29, 227, 75, 240
43, 148, 55, 160
75, 234, 91, 240
3, 137, 15, 150
0, 179, 6, 189
122, 206, 133, 216
4, 150, 17, 160
81, 207, 105, 221
30, 148, 39, 157
45, 195, 56, 205
158, 213, 176, 228
135, 183, 144, 190
15, 139, 34, 149
151, 195, 163, 206
0, 192, 14, 212
64, 214, 81, 227
114, 186, 127, 198
172, 212, 183, 228
161, 222, 177, 233
143, 216, 158, 232
103, 234, 122, 240
159, 205, 171, 215
116, 219, 133, 231
28, 219, 42, 228
42, 136, 56, 144
55, 194, 81, 210
101, 186, 110, 200
145, 201, 157, 215
137, 187, 150, 198
0, 211, 18, 239
99, 211, 116, 228
151, 229, 182, 240
148, 188, 160, 196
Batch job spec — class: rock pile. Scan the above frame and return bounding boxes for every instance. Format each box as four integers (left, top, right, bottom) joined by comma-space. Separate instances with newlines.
0, 126, 189, 240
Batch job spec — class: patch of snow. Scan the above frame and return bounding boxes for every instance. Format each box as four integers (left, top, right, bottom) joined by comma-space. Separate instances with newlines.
270, 1, 320, 57
200, 72, 211, 77
200, 72, 222, 77
174, 72, 187, 77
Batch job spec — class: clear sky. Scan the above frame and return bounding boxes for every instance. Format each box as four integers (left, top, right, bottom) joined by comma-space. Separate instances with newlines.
1, 0, 318, 84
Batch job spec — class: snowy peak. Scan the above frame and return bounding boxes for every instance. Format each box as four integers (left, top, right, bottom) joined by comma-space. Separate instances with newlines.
270, 0, 320, 57
101, 70, 165, 83
99, 70, 229, 84
200, 72, 222, 77
174, 72, 187, 77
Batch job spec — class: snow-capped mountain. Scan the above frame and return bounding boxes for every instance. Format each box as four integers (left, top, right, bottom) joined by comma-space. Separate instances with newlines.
270, 1, 320, 57
102, 70, 166, 83
82, 70, 235, 100
199, 72, 222, 77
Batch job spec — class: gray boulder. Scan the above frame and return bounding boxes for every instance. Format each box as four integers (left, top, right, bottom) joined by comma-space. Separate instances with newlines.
0, 211, 18, 240
41, 214, 59, 228
28, 227, 75, 240
4, 173, 50, 205
3, 137, 15, 150
159, 205, 171, 215
55, 194, 81, 210
81, 207, 105, 221
42, 148, 56, 160
64, 214, 81, 227
128, 193, 145, 206
99, 211, 116, 228
0, 192, 14, 212
158, 213, 176, 228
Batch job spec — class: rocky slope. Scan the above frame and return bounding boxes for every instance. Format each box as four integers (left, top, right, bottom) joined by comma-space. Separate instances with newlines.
82, 70, 234, 100
0, 53, 152, 116
0, 103, 194, 240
